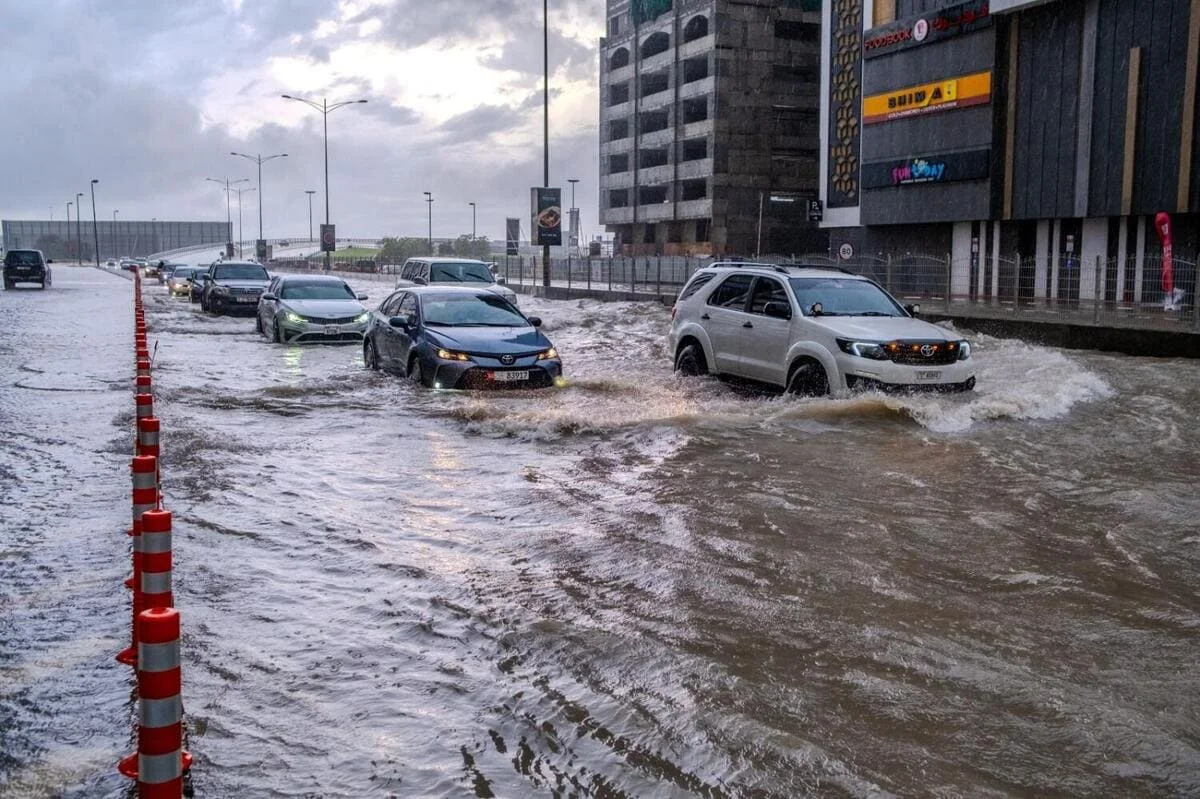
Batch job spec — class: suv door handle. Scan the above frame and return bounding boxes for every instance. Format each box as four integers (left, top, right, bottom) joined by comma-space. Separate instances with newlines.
743, 322, 753, 328
700, 313, 710, 320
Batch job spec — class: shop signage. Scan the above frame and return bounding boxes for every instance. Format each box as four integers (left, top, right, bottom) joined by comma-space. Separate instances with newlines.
863, 0, 992, 59
530, 187, 562, 247
861, 149, 991, 190
863, 71, 991, 125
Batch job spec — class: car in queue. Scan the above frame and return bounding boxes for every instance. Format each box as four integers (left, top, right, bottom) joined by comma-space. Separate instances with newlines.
363, 286, 561, 389
669, 262, 975, 395
196, 261, 271, 315
3, 249, 52, 289
395, 257, 519, 306
166, 265, 206, 297
257, 274, 370, 344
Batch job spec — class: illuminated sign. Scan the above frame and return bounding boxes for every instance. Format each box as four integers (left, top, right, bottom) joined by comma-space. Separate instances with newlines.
863, 71, 992, 125
863, 0, 992, 58
861, 149, 991, 190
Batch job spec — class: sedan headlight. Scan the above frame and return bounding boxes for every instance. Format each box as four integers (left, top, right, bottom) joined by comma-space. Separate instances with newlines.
836, 339, 888, 360
285, 311, 306, 324
958, 340, 972, 360
537, 347, 559, 360
355, 312, 370, 323
436, 348, 471, 361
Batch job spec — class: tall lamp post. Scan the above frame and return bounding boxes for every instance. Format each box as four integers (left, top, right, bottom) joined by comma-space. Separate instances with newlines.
236, 186, 256, 258
89, 180, 100, 267
542, 0, 551, 288
231, 151, 288, 260
207, 176, 247, 255
424, 192, 433, 251
112, 210, 119, 259
75, 192, 83, 265
468, 202, 476, 240
66, 202, 72, 260
281, 94, 368, 271
305, 190, 317, 243
567, 177, 579, 251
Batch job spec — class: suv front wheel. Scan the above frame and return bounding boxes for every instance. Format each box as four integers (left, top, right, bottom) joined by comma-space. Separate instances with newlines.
787, 359, 830, 396
674, 343, 708, 376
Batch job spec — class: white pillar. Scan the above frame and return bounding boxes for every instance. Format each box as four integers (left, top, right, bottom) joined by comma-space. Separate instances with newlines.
1116, 217, 1128, 304
1134, 215, 1146, 306
1036, 219, 1050, 298
991, 220, 1001, 299
1049, 219, 1061, 301
1081, 218, 1107, 301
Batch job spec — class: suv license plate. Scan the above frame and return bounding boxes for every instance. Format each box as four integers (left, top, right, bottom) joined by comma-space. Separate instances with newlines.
915, 370, 942, 380
236, 296, 257, 303
324, 325, 339, 335
491, 370, 529, 382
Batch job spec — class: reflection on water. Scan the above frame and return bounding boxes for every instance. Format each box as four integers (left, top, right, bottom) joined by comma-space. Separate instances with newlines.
2, 271, 1199, 798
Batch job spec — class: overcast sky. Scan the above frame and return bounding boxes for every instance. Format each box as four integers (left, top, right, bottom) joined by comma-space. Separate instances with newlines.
1, 0, 603, 243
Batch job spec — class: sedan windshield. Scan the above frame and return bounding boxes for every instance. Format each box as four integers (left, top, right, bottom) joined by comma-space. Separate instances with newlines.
280, 282, 355, 300
429, 262, 495, 284
788, 277, 904, 317
214, 264, 269, 280
421, 293, 525, 327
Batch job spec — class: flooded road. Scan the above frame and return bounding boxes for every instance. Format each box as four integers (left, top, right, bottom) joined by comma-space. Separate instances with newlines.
2, 266, 1199, 798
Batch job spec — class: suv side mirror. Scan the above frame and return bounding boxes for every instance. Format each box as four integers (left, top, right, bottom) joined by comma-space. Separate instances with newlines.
763, 301, 791, 320
261, 292, 276, 301
905, 303, 920, 316
45, 259, 54, 264
495, 277, 507, 285
413, 277, 428, 285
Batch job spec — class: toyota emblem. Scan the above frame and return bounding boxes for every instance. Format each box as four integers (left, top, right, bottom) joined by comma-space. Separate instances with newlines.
920, 344, 935, 357
501, 354, 516, 365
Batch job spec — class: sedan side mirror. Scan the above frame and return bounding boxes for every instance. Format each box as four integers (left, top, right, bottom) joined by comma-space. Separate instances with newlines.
762, 301, 792, 320
527, 316, 543, 328
412, 277, 428, 286
495, 277, 507, 285
389, 315, 410, 330
905, 303, 921, 316
357, 293, 368, 301
261, 292, 276, 300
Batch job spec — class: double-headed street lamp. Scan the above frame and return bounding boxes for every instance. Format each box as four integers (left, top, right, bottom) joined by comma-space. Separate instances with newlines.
231, 151, 288, 259
424, 192, 433, 250
207, 176, 249, 253
236, 186, 256, 258
89, 180, 99, 267
305, 189, 317, 242
281, 94, 368, 270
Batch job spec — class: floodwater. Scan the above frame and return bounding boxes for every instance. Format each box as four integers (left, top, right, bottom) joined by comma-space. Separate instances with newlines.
2, 266, 1198, 798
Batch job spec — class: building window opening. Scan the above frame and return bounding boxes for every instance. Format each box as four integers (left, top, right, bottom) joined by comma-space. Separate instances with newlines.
609, 189, 629, 208
640, 70, 670, 98
639, 148, 669, 169
638, 186, 669, 205
668, 222, 684, 243
608, 15, 621, 36
695, 219, 711, 242
641, 31, 670, 59
639, 109, 670, 135
681, 137, 707, 161
682, 56, 709, 84
681, 179, 707, 201
609, 47, 630, 70
608, 118, 629, 140
609, 82, 630, 106
774, 20, 819, 42
683, 15, 709, 43
643, 223, 657, 244
682, 97, 708, 124
609, 153, 629, 173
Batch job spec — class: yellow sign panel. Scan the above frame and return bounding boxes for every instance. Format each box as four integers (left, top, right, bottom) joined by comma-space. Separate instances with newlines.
863, 71, 992, 124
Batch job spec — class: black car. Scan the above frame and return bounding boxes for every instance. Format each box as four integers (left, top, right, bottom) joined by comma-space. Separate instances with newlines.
3, 249, 52, 290
197, 261, 271, 315
363, 286, 563, 389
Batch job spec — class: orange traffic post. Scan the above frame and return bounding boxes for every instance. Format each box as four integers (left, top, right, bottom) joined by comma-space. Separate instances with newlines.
137, 358, 152, 378
137, 417, 160, 459
118, 607, 192, 795
139, 509, 173, 613
118, 455, 158, 666
135, 375, 152, 396
135, 392, 154, 423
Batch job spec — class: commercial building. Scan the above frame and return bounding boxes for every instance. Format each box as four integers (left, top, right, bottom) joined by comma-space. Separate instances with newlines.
1, 219, 230, 262
599, 0, 826, 256
820, 0, 1199, 303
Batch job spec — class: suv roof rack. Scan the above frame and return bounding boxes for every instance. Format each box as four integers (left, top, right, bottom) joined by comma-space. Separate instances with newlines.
780, 262, 856, 276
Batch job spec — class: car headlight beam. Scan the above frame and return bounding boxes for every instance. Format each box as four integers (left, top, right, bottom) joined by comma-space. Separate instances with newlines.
537, 348, 559, 361
285, 311, 306, 324
436, 348, 471, 361
836, 338, 888, 360
355, 312, 370, 323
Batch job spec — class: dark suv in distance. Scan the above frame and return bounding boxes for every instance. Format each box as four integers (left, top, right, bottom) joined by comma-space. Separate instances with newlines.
197, 261, 271, 315
3, 249, 52, 290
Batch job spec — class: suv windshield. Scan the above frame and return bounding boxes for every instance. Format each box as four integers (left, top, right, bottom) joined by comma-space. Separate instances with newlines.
280, 282, 355, 300
5, 252, 42, 266
429, 262, 495, 284
214, 264, 269, 280
421, 293, 524, 326
788, 277, 904, 317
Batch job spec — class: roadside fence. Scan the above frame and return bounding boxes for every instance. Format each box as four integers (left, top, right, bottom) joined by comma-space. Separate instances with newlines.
115, 269, 192, 798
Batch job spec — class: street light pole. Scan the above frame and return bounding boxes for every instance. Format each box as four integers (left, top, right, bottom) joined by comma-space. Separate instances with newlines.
89, 180, 99, 268
236, 187, 255, 258
427, 190, 436, 249
305, 190, 316, 243
75, 193, 83, 265
231, 152, 288, 259
206, 177, 246, 254
66, 202, 72, 260
567, 178, 579, 251
281, 94, 368, 271
542, 0, 551, 288
469, 202, 476, 240
112, 210, 119, 259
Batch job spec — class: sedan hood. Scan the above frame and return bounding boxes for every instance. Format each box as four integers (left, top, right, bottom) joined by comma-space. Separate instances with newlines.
427, 326, 551, 354
811, 316, 958, 341
284, 299, 365, 317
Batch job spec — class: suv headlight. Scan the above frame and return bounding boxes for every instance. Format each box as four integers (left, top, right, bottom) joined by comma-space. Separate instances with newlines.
836, 338, 888, 360
436, 348, 471, 361
537, 347, 559, 361
213, 285, 230, 295
958, 341, 972, 360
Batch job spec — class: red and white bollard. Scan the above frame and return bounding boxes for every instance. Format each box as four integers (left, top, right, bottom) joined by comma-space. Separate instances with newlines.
118, 608, 192, 795
137, 357, 152, 378
119, 455, 159, 667
136, 392, 154, 423
135, 375, 153, 396
140, 509, 173, 613
137, 417, 160, 459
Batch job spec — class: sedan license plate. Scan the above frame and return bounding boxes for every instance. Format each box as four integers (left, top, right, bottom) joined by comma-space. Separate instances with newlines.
914, 370, 942, 380
490, 370, 529, 382
324, 325, 339, 335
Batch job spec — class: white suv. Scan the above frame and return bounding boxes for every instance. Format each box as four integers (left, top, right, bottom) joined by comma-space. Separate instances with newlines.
669, 263, 975, 395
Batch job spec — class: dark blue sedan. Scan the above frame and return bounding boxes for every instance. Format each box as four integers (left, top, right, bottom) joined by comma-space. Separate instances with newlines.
363, 286, 563, 389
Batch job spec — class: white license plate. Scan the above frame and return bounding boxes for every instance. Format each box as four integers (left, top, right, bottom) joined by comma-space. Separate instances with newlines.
490, 370, 529, 382
235, 296, 257, 303
324, 325, 339, 335
914, 370, 942, 380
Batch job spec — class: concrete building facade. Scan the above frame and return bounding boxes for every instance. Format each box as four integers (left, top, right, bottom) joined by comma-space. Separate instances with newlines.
819, 0, 1200, 303
599, 0, 827, 256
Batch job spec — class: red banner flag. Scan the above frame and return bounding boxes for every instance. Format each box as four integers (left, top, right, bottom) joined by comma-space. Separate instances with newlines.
1155, 211, 1173, 294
